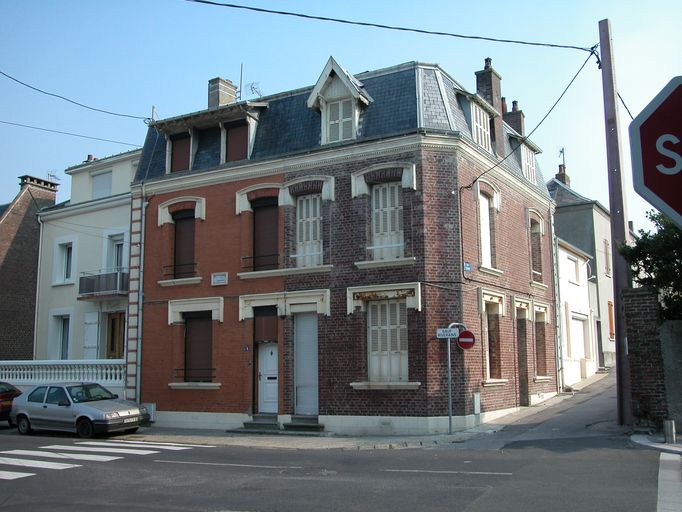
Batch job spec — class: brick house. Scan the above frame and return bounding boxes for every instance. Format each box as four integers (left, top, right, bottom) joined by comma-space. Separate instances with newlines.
0, 176, 58, 359
128, 57, 557, 434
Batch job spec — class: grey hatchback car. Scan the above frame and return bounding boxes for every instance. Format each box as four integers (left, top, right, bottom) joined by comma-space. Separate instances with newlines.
10, 382, 148, 438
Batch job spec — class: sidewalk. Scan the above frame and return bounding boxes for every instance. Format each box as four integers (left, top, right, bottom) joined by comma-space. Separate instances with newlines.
126, 370, 636, 451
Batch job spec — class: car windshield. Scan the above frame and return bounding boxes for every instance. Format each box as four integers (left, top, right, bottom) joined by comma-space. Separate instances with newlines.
66, 384, 116, 403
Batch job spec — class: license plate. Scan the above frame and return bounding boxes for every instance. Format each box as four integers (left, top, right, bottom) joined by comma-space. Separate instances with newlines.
123, 417, 138, 424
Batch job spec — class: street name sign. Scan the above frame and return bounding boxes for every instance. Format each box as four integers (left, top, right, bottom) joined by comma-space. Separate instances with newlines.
437, 327, 460, 339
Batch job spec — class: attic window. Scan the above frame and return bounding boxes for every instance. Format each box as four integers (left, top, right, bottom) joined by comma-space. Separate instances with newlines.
327, 99, 353, 143
521, 144, 536, 183
471, 102, 492, 153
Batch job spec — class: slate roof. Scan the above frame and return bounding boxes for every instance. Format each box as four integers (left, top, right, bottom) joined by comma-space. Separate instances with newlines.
134, 61, 548, 197
0, 203, 9, 219
547, 178, 610, 215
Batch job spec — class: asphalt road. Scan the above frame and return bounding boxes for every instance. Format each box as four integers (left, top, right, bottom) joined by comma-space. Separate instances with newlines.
0, 374, 662, 512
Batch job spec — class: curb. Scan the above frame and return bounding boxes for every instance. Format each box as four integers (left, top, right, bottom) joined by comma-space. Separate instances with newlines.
630, 434, 682, 455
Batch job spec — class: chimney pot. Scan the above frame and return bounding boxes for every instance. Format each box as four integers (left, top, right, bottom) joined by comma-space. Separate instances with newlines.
208, 77, 238, 109
501, 97, 508, 114
555, 164, 570, 187
512, 100, 519, 112
484, 57, 492, 69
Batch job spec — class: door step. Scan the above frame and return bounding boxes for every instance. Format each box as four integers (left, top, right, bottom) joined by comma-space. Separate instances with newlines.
283, 415, 325, 432
240, 413, 280, 431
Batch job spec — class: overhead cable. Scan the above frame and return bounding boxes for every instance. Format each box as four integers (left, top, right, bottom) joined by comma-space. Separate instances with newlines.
186, 0, 594, 53
0, 119, 142, 147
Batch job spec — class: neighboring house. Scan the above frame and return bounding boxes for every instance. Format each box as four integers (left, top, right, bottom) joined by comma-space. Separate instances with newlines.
127, 57, 557, 434
0, 176, 58, 359
33, 151, 141, 367
557, 238, 598, 387
548, 167, 615, 368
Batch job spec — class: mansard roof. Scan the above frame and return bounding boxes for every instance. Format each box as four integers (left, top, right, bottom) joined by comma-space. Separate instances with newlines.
134, 59, 548, 197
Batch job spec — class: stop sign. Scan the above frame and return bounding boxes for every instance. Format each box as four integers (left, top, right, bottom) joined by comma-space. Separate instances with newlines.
456, 330, 476, 350
629, 76, 682, 228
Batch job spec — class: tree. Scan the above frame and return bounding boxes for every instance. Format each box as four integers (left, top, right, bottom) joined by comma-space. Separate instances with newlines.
620, 211, 682, 319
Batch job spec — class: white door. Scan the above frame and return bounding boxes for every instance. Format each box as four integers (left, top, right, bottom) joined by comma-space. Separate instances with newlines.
258, 343, 278, 413
294, 313, 318, 415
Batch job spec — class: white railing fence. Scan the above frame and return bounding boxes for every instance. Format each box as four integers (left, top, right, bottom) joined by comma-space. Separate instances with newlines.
0, 360, 126, 396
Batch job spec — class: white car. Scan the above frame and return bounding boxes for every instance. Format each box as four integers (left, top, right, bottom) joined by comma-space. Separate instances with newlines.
10, 382, 149, 438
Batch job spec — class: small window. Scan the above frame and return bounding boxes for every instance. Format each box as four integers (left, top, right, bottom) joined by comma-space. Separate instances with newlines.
108, 235, 125, 270
226, 124, 248, 162
535, 312, 547, 376
607, 300, 615, 340
252, 197, 279, 271
327, 99, 353, 143
184, 311, 213, 382
471, 102, 492, 153
371, 182, 404, 260
567, 255, 580, 283
59, 316, 70, 359
367, 299, 408, 382
91, 171, 112, 199
484, 301, 502, 379
603, 239, 612, 275
62, 243, 73, 280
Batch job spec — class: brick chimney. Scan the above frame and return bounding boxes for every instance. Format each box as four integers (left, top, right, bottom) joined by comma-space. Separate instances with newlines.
475, 58, 504, 157
555, 164, 571, 187
19, 175, 59, 194
503, 99, 525, 136
208, 77, 238, 109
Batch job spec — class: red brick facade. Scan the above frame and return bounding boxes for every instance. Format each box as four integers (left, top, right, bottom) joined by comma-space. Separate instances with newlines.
0, 177, 57, 360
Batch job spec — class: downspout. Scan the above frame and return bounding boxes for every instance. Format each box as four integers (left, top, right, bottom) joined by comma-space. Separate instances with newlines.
135, 183, 148, 402
33, 211, 44, 360
550, 210, 564, 392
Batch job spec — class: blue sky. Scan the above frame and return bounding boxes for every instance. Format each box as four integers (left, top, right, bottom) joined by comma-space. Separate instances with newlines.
1, 0, 680, 231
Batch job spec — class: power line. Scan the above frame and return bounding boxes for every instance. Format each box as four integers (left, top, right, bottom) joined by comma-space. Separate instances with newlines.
186, 0, 594, 53
0, 69, 150, 121
0, 119, 142, 147
465, 47, 598, 189
617, 92, 635, 120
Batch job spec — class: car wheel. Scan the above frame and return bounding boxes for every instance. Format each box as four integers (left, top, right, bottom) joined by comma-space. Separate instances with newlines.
17, 415, 32, 435
77, 419, 94, 438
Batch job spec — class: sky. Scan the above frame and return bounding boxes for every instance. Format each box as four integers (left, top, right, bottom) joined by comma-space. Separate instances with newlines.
1, 0, 680, 232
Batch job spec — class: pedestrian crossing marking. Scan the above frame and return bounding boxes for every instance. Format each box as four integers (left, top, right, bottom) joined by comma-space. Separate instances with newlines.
0, 470, 35, 480
1, 450, 122, 462
75, 441, 192, 451
40, 444, 159, 455
0, 456, 80, 470
113, 440, 216, 448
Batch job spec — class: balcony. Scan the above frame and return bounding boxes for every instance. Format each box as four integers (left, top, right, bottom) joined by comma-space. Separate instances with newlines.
79, 268, 129, 299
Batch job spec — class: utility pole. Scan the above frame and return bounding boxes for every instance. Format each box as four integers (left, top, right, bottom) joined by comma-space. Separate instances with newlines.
598, 19, 632, 425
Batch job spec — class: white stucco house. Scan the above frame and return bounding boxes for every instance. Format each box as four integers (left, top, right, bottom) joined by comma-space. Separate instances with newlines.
24, 150, 142, 395
557, 238, 598, 387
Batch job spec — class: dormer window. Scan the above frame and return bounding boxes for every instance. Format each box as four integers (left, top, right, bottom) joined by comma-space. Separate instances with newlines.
307, 57, 373, 147
521, 143, 537, 183
327, 99, 353, 143
471, 102, 492, 153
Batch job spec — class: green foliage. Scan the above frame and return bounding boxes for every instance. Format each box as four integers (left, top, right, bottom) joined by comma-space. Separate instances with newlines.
620, 211, 682, 319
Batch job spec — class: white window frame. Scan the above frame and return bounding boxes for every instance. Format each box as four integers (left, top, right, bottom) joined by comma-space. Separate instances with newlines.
294, 193, 323, 268
521, 144, 536, 183
479, 192, 493, 269
471, 102, 492, 153
567, 254, 580, 284
91, 170, 112, 200
603, 239, 612, 275
53, 237, 76, 285
326, 98, 354, 143
371, 182, 404, 260
367, 298, 408, 383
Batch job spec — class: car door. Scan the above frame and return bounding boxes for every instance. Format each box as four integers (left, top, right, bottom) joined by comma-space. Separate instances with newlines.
22, 386, 48, 428
43, 386, 76, 432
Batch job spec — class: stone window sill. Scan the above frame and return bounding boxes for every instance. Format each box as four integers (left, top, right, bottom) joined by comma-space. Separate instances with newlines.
481, 378, 508, 387
158, 277, 203, 287
168, 382, 221, 390
237, 265, 333, 279
479, 265, 504, 277
52, 280, 75, 287
530, 281, 548, 291
350, 381, 421, 390
533, 376, 552, 383
354, 257, 416, 270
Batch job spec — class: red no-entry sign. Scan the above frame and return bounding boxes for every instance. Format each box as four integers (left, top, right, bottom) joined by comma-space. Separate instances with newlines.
456, 330, 476, 350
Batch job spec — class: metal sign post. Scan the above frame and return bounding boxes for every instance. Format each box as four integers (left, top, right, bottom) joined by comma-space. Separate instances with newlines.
437, 322, 467, 434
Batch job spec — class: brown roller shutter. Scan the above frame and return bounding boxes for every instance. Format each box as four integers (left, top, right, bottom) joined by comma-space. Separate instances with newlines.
184, 311, 212, 382
173, 209, 195, 278
171, 133, 191, 172
252, 198, 278, 271
226, 124, 248, 162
